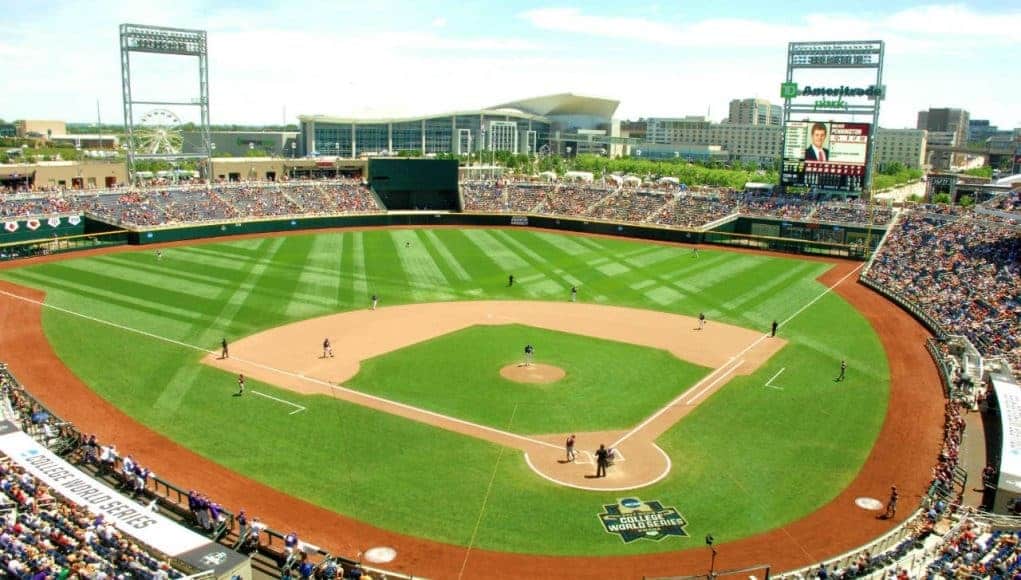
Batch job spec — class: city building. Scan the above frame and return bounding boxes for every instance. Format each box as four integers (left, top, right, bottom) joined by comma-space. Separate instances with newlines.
298, 93, 619, 159
645, 117, 782, 165
182, 131, 300, 157
872, 128, 928, 170
917, 108, 970, 169
0, 124, 15, 138
15, 120, 67, 139
726, 98, 782, 126
48, 134, 119, 150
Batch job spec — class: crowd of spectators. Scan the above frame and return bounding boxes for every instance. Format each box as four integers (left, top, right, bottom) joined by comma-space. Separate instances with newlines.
0, 180, 384, 228
0, 455, 183, 579
653, 195, 739, 228
738, 196, 816, 221
865, 212, 1021, 373
813, 200, 895, 225
458, 181, 900, 228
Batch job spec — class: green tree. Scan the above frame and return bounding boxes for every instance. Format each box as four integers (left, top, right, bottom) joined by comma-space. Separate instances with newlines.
933, 193, 952, 204
958, 195, 975, 207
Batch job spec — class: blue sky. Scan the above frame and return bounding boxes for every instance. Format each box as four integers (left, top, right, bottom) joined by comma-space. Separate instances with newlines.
1, 1, 1019, 129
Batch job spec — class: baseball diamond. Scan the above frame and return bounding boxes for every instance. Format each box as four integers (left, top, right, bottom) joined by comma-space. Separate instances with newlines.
0, 227, 944, 578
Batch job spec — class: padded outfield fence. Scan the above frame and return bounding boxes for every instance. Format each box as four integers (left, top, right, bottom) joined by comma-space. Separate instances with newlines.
0, 211, 877, 261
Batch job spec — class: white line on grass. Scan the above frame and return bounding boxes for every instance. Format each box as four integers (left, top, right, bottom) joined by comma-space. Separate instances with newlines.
765, 367, 786, 390
611, 261, 863, 447
611, 358, 743, 448
250, 390, 307, 415
0, 287, 563, 451
458, 402, 517, 580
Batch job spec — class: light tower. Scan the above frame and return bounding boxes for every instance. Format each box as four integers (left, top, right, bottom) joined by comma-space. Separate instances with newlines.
120, 24, 212, 183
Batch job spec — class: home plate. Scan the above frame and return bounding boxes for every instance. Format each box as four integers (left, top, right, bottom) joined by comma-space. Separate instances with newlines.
855, 497, 884, 511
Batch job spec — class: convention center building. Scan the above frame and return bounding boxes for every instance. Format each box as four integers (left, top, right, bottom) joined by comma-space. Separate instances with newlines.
298, 93, 620, 158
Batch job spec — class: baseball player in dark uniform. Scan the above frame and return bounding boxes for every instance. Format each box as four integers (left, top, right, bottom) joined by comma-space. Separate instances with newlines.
771, 320, 778, 337
508, 274, 515, 287
595, 444, 609, 477
221, 338, 229, 359
883, 485, 898, 518
838, 359, 847, 382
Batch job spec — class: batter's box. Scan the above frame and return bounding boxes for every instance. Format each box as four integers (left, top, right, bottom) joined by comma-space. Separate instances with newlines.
574, 451, 594, 465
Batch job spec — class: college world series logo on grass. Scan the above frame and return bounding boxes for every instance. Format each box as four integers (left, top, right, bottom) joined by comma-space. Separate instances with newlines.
598, 498, 688, 543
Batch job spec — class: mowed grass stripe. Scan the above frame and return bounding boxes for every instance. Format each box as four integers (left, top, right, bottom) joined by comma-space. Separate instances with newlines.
389, 230, 457, 302
419, 229, 472, 282
5, 265, 208, 334
350, 232, 370, 301
284, 235, 343, 319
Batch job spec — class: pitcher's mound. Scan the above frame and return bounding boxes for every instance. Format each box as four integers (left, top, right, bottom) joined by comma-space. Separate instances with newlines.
500, 363, 566, 384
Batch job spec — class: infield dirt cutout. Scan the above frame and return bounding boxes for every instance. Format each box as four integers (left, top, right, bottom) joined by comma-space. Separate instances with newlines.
204, 300, 785, 490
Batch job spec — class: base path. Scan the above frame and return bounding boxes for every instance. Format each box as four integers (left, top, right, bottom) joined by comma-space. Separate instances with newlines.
0, 232, 945, 579
202, 300, 785, 490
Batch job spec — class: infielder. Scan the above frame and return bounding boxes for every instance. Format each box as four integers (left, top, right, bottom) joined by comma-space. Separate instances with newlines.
220, 338, 229, 359
570, 286, 577, 302
565, 434, 576, 462
371, 293, 378, 311
524, 344, 534, 366
322, 338, 334, 358
698, 312, 706, 330
237, 373, 245, 396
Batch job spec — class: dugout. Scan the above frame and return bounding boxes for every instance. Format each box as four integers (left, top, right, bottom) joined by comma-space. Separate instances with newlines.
367, 158, 460, 210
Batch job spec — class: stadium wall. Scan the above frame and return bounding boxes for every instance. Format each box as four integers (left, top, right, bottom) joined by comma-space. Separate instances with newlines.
112, 213, 868, 259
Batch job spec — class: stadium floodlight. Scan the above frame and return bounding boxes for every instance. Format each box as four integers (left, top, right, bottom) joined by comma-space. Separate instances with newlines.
120, 23, 212, 183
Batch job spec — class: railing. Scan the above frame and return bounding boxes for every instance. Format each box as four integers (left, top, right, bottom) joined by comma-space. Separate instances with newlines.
858, 277, 949, 339
0, 363, 415, 580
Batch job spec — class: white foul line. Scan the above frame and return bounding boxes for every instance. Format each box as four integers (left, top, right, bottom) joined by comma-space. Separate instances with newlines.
0, 287, 562, 452
765, 367, 786, 390
250, 390, 307, 415
611, 357, 743, 448
610, 261, 863, 448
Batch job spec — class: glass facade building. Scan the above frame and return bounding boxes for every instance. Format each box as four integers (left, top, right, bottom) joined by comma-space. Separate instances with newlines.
299, 93, 620, 158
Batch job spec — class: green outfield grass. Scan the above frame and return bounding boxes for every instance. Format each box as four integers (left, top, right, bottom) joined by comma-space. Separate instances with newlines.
0, 229, 889, 555
347, 324, 711, 434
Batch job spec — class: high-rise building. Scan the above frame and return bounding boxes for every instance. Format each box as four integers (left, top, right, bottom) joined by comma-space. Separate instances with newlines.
916, 108, 970, 169
726, 98, 782, 126
873, 129, 928, 170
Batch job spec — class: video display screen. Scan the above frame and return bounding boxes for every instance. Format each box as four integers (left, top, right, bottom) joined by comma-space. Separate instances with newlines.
782, 122, 870, 192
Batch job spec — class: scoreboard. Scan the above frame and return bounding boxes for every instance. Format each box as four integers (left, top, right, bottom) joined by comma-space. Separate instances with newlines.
781, 122, 870, 193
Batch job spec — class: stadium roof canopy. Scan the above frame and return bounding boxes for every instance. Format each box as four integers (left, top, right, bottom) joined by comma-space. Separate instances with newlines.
491, 93, 620, 119
299, 93, 620, 125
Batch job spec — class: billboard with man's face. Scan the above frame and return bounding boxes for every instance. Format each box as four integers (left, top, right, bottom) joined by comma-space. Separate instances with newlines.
782, 121, 870, 192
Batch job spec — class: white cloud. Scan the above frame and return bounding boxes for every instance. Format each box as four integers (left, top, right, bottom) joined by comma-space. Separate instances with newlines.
432, 17, 447, 28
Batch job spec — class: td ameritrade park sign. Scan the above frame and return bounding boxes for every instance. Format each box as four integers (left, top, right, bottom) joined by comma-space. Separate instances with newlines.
781, 82, 885, 111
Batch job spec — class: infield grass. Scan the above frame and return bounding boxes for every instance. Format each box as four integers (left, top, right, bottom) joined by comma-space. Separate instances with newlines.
346, 324, 711, 434
0, 228, 888, 555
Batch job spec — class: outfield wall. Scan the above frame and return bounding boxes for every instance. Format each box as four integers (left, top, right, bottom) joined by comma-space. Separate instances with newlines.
119, 213, 869, 259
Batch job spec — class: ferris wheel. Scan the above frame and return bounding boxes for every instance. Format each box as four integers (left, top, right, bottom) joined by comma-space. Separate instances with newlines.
134, 109, 183, 155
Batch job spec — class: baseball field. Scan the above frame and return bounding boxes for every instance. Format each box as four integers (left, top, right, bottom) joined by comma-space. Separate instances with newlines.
0, 227, 944, 577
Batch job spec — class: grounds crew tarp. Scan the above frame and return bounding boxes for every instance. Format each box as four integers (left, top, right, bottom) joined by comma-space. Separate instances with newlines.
0, 420, 249, 577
